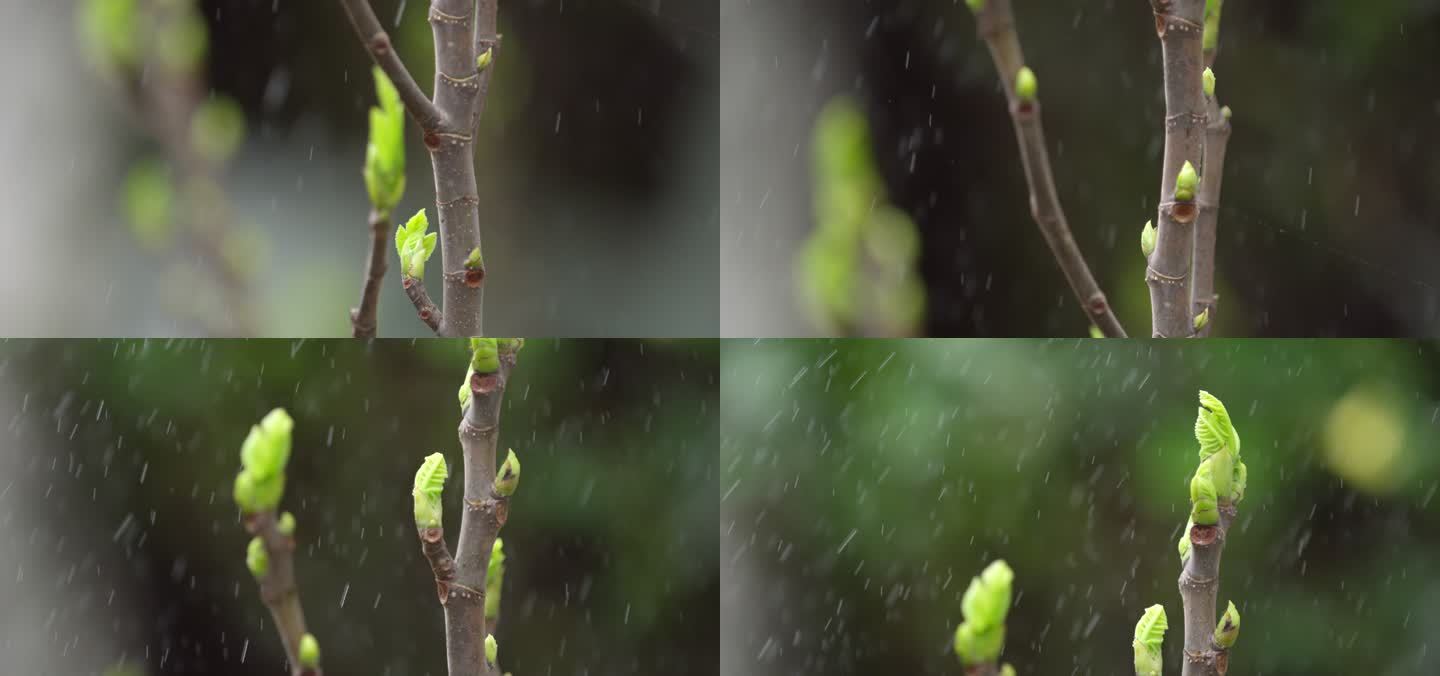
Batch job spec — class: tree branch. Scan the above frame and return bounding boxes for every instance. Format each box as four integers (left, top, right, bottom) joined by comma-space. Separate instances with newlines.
337, 0, 444, 131
244, 510, 321, 676
971, 0, 1127, 337
472, 0, 502, 133
350, 209, 390, 337
1145, 0, 1207, 337
1192, 6, 1231, 337
440, 350, 516, 675
418, 525, 459, 602
1179, 504, 1233, 676
402, 277, 444, 332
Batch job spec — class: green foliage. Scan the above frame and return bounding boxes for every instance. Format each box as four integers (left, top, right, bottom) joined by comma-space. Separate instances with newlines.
246, 536, 268, 578
1214, 600, 1241, 648
298, 633, 321, 668
364, 67, 407, 216
191, 97, 246, 164
123, 161, 174, 250
486, 538, 506, 622
799, 96, 925, 335
412, 452, 449, 529
1015, 66, 1038, 103
1132, 604, 1167, 676
395, 209, 437, 279
953, 560, 1013, 666
494, 448, 521, 497
233, 408, 294, 513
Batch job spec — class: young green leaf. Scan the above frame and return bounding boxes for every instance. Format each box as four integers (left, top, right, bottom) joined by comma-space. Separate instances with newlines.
1190, 457, 1220, 525
1195, 390, 1241, 458
1232, 459, 1248, 503
364, 66, 407, 215
239, 408, 294, 479
470, 338, 501, 373
412, 453, 449, 529
493, 449, 521, 497
954, 559, 1013, 665
1132, 604, 1168, 676
395, 209, 436, 279
298, 633, 321, 668
1203, 0, 1225, 53
1214, 600, 1241, 648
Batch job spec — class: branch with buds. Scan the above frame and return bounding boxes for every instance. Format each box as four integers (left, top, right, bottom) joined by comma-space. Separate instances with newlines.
340, 0, 502, 336
414, 338, 525, 675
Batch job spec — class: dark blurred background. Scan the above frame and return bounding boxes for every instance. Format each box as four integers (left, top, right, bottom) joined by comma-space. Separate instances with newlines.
0, 339, 718, 675
2, 0, 716, 336
722, 0, 1440, 337
722, 339, 1440, 675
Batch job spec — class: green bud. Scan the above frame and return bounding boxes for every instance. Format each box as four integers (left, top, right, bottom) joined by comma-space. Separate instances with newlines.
1132, 604, 1168, 676
486, 538, 507, 622
999, 665, 1016, 676
240, 409, 294, 480
1015, 67, 1037, 103
965, 0, 986, 12
1140, 220, 1156, 258
1089, 325, 1103, 339
190, 97, 246, 164
485, 634, 498, 665
364, 66, 407, 215
960, 559, 1014, 630
470, 338, 501, 373
298, 632, 321, 668
465, 247, 483, 270
1193, 307, 1210, 331
277, 512, 296, 537
1202, 67, 1216, 98
1175, 161, 1199, 202
157, 10, 209, 73
1190, 457, 1219, 525
493, 449, 521, 497
1213, 600, 1240, 649
246, 536, 269, 578
80, 0, 140, 71
477, 48, 494, 72
123, 161, 174, 251
1203, 0, 1225, 53
394, 210, 437, 279
1231, 459, 1247, 503
1221, 105, 1232, 120
412, 453, 449, 529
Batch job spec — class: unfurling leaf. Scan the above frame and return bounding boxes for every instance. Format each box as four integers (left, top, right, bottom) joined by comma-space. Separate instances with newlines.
470, 338, 501, 373
234, 408, 294, 513
953, 559, 1013, 665
364, 67, 407, 215
1190, 456, 1219, 525
1133, 604, 1167, 676
395, 209, 435, 279
412, 453, 449, 529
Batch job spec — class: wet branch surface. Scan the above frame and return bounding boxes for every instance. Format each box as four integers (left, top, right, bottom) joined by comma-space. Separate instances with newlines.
972, 0, 1128, 337
340, 0, 498, 336
244, 510, 321, 676
350, 209, 390, 337
1146, 0, 1207, 337
1180, 504, 1234, 676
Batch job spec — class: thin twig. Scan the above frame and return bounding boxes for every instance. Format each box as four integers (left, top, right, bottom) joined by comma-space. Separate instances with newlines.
1146, 0, 1207, 337
337, 0, 444, 131
418, 525, 459, 602
350, 209, 390, 337
1192, 17, 1231, 337
971, 0, 1127, 337
1179, 505, 1234, 676
402, 277, 444, 332
244, 510, 321, 676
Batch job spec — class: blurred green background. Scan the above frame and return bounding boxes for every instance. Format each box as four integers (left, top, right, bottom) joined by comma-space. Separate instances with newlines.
0, 339, 718, 675
722, 0, 1440, 336
722, 339, 1440, 675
